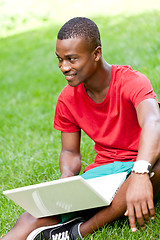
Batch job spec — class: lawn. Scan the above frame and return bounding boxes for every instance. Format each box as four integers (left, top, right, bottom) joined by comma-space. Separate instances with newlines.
0, 10, 160, 239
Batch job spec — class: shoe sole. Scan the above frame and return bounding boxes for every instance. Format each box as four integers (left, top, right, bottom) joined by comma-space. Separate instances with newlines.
27, 223, 62, 240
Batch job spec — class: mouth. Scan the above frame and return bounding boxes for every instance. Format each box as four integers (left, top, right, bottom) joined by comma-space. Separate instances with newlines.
64, 73, 77, 81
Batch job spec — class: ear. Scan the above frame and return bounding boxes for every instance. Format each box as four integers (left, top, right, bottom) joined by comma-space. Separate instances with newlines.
93, 46, 102, 61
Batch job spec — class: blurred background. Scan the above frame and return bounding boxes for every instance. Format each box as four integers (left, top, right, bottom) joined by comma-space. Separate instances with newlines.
1, 0, 160, 38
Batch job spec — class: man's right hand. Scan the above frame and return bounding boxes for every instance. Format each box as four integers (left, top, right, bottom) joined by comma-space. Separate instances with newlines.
60, 171, 75, 179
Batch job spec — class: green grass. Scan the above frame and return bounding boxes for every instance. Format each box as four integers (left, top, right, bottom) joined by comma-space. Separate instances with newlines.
0, 11, 160, 239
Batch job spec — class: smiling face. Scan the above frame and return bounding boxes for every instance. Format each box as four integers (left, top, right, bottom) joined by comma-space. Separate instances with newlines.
56, 38, 101, 87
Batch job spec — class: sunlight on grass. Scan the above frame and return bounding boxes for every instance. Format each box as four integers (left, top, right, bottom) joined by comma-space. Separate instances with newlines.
1, 0, 160, 38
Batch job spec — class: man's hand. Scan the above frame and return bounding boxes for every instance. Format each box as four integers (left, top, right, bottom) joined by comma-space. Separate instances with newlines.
60, 171, 75, 179
125, 172, 155, 232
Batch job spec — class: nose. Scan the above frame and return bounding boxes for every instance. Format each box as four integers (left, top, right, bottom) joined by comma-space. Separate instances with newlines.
59, 60, 71, 73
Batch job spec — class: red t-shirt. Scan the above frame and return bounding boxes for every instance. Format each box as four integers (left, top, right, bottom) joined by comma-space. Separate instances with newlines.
54, 65, 157, 172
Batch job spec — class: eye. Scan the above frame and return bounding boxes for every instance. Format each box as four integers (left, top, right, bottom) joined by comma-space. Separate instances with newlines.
57, 56, 63, 63
68, 57, 77, 63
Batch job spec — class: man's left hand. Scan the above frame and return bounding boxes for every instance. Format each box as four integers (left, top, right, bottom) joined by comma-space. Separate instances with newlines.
125, 172, 155, 231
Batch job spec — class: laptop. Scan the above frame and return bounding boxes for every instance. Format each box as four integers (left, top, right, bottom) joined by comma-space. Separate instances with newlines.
3, 172, 127, 218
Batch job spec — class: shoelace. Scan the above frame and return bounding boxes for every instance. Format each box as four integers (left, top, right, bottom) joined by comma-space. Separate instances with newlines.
52, 230, 70, 240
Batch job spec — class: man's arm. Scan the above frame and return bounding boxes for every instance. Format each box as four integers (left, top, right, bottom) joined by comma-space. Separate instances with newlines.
126, 98, 160, 231
59, 131, 81, 178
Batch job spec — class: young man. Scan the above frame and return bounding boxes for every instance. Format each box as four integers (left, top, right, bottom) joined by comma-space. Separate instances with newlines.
2, 17, 160, 240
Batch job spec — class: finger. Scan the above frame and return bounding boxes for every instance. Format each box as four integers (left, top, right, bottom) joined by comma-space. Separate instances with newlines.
148, 199, 155, 219
124, 209, 128, 216
128, 204, 137, 232
134, 203, 145, 229
141, 201, 149, 222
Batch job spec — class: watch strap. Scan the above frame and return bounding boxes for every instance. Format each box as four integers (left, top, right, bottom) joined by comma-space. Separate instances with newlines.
131, 160, 151, 174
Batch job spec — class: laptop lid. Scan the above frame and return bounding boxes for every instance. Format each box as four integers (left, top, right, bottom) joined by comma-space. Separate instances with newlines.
3, 172, 127, 218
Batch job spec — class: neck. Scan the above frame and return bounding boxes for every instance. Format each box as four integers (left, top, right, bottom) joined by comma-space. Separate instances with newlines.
84, 59, 111, 103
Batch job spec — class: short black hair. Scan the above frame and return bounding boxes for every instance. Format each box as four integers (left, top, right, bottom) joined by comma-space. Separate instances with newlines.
57, 17, 101, 50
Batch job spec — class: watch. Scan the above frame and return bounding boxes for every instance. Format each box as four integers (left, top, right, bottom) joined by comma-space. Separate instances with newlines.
131, 160, 151, 174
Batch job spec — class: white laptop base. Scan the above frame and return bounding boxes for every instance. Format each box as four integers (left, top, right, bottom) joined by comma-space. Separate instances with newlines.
3, 172, 127, 218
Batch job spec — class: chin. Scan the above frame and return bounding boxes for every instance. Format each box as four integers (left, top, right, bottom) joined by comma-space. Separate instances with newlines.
68, 81, 81, 87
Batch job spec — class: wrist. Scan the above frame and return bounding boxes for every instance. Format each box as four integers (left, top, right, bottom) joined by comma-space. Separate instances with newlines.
131, 171, 149, 178
130, 171, 150, 184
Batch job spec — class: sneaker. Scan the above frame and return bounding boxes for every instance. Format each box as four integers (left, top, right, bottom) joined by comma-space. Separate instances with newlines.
27, 217, 84, 240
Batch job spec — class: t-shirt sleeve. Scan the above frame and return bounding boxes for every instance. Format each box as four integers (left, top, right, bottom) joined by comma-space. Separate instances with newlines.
54, 95, 81, 132
122, 69, 157, 108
